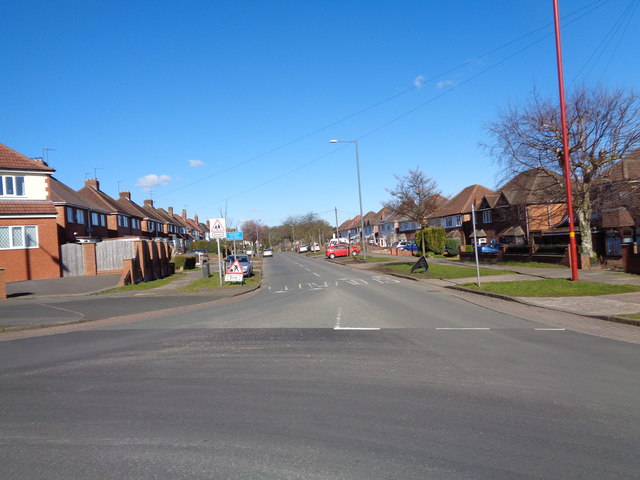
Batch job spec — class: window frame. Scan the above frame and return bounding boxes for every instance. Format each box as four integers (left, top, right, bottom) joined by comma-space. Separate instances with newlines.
0, 225, 39, 250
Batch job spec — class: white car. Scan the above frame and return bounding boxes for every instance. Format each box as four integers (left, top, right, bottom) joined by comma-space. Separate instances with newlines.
263, 248, 273, 257
299, 245, 308, 253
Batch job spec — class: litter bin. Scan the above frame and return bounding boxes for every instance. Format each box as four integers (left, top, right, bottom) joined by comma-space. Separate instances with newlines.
202, 262, 210, 278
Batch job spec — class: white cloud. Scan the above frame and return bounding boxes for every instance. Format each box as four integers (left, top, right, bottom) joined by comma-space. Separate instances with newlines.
188, 159, 205, 167
414, 75, 425, 88
436, 80, 455, 89
136, 174, 171, 189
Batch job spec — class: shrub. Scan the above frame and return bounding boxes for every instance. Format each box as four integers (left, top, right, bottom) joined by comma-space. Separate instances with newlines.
445, 238, 460, 256
189, 240, 220, 254
415, 226, 446, 255
173, 254, 197, 270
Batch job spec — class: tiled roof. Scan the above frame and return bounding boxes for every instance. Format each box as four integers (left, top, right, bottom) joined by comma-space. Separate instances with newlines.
596, 149, 640, 183
114, 196, 149, 220
0, 143, 55, 172
0, 200, 57, 215
77, 185, 122, 213
601, 206, 635, 228
500, 168, 565, 205
434, 184, 496, 217
50, 177, 106, 211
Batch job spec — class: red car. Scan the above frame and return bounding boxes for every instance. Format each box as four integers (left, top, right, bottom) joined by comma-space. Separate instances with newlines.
326, 244, 360, 259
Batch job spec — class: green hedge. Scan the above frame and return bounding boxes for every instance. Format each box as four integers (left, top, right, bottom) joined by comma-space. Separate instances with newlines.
173, 254, 197, 270
445, 238, 460, 255
190, 240, 220, 254
415, 226, 446, 255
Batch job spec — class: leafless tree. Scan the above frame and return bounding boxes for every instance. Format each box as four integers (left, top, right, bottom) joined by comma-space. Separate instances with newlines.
484, 86, 640, 257
383, 168, 443, 227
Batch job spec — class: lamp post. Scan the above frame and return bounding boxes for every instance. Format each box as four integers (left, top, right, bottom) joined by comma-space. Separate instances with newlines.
290, 224, 295, 252
329, 139, 367, 260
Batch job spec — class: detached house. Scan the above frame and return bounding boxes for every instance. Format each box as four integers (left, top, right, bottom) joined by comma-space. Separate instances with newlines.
430, 184, 495, 247
0, 143, 60, 282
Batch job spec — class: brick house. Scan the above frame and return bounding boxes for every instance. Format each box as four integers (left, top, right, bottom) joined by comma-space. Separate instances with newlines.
77, 179, 144, 238
50, 176, 109, 243
115, 191, 167, 240
0, 143, 61, 282
430, 184, 496, 247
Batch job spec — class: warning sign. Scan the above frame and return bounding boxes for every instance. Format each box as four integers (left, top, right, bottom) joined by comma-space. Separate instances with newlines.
225, 259, 244, 282
209, 217, 226, 239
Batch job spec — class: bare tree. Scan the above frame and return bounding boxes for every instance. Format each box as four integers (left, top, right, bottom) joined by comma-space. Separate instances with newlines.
383, 168, 443, 227
241, 219, 264, 245
484, 86, 640, 257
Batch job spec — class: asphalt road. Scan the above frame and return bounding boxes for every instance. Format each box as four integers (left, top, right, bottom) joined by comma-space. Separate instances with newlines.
1, 252, 639, 479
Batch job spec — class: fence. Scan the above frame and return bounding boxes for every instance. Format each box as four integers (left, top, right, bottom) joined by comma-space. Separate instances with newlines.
60, 243, 85, 277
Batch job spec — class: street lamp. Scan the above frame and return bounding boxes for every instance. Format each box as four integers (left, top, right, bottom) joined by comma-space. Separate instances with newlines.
329, 139, 366, 260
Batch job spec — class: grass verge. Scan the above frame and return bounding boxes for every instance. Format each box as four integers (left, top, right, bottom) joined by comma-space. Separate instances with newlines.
376, 262, 513, 279
458, 260, 565, 268
460, 278, 640, 297
180, 274, 260, 292
98, 272, 188, 294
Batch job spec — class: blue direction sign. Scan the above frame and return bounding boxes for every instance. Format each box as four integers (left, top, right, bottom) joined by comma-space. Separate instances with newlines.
226, 231, 243, 241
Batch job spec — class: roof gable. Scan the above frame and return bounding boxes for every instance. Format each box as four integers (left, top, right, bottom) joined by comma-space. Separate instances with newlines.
434, 184, 496, 217
0, 143, 55, 173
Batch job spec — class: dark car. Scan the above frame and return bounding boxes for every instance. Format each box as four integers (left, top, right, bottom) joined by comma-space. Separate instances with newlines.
326, 244, 360, 259
399, 242, 419, 252
225, 254, 253, 277
187, 249, 209, 262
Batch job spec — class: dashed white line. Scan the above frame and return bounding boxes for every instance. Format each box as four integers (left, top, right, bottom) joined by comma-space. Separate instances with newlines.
535, 328, 566, 331
436, 328, 491, 330
334, 327, 381, 331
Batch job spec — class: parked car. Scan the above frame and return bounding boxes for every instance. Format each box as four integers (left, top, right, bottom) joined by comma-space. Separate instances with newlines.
326, 244, 360, 259
245, 248, 255, 256
225, 254, 253, 277
186, 249, 209, 262
263, 248, 273, 257
392, 241, 408, 249
398, 242, 419, 252
478, 242, 505, 253
299, 245, 308, 253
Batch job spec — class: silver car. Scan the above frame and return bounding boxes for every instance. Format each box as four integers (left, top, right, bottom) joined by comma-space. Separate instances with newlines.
225, 254, 253, 277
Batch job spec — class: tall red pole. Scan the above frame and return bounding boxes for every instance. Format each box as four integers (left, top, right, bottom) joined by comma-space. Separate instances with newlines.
552, 0, 579, 281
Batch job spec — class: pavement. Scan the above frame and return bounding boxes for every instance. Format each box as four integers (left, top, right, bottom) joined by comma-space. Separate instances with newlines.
2, 253, 640, 333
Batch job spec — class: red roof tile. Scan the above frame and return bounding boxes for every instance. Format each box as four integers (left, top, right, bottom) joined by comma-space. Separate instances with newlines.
0, 200, 57, 215
0, 143, 55, 172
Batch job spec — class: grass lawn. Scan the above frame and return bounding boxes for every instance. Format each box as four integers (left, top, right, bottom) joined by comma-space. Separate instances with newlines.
359, 255, 398, 263
460, 278, 640, 297
621, 313, 640, 320
376, 262, 513, 279
98, 272, 187, 294
180, 274, 260, 292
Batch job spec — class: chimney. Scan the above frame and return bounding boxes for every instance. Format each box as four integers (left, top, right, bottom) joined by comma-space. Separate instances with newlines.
182, 209, 187, 220
168, 206, 174, 216
85, 178, 100, 190
194, 215, 199, 224
120, 191, 131, 200
144, 199, 154, 208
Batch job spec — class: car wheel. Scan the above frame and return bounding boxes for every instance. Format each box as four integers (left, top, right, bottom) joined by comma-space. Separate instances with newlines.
351, 250, 358, 256
329, 253, 336, 259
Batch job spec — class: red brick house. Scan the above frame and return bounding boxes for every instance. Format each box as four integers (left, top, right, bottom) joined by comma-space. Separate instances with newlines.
77, 179, 144, 238
0, 143, 61, 282
115, 191, 167, 240
50, 177, 109, 243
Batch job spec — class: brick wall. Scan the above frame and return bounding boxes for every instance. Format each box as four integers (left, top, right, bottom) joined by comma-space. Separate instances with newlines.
0, 218, 61, 282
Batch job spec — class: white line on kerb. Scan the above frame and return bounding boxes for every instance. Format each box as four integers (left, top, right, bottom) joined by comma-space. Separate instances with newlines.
335, 307, 342, 329
534, 328, 566, 331
436, 328, 491, 330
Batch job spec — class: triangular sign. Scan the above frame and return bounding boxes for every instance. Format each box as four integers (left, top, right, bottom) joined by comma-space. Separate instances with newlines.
226, 259, 243, 274
213, 220, 223, 231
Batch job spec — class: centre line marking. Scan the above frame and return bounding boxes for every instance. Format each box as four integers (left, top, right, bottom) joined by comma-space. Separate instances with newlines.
436, 328, 491, 330
312, 272, 320, 277
334, 327, 381, 331
535, 328, 566, 331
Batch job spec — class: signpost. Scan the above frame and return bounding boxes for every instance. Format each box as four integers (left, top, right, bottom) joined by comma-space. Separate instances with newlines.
226, 231, 243, 254
209, 218, 226, 286
225, 258, 244, 284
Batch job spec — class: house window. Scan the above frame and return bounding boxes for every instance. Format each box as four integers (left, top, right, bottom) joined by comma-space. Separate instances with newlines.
455, 215, 462, 226
606, 234, 622, 256
91, 212, 99, 225
100, 215, 106, 227
67, 207, 74, 222
76, 209, 85, 225
482, 210, 492, 224
0, 175, 25, 196
445, 217, 453, 228
118, 215, 129, 227
0, 225, 38, 249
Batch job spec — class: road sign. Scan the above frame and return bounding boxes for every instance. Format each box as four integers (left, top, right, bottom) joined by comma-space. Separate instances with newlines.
225, 259, 244, 282
209, 218, 226, 239
226, 231, 243, 241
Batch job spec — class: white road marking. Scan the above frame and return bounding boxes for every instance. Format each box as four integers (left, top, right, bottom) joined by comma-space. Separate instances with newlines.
335, 307, 342, 329
371, 276, 400, 284
312, 272, 320, 277
436, 328, 491, 330
334, 327, 381, 331
535, 328, 566, 331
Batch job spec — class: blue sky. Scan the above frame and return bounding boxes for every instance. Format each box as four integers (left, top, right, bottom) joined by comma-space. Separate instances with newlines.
2, 1, 638, 229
